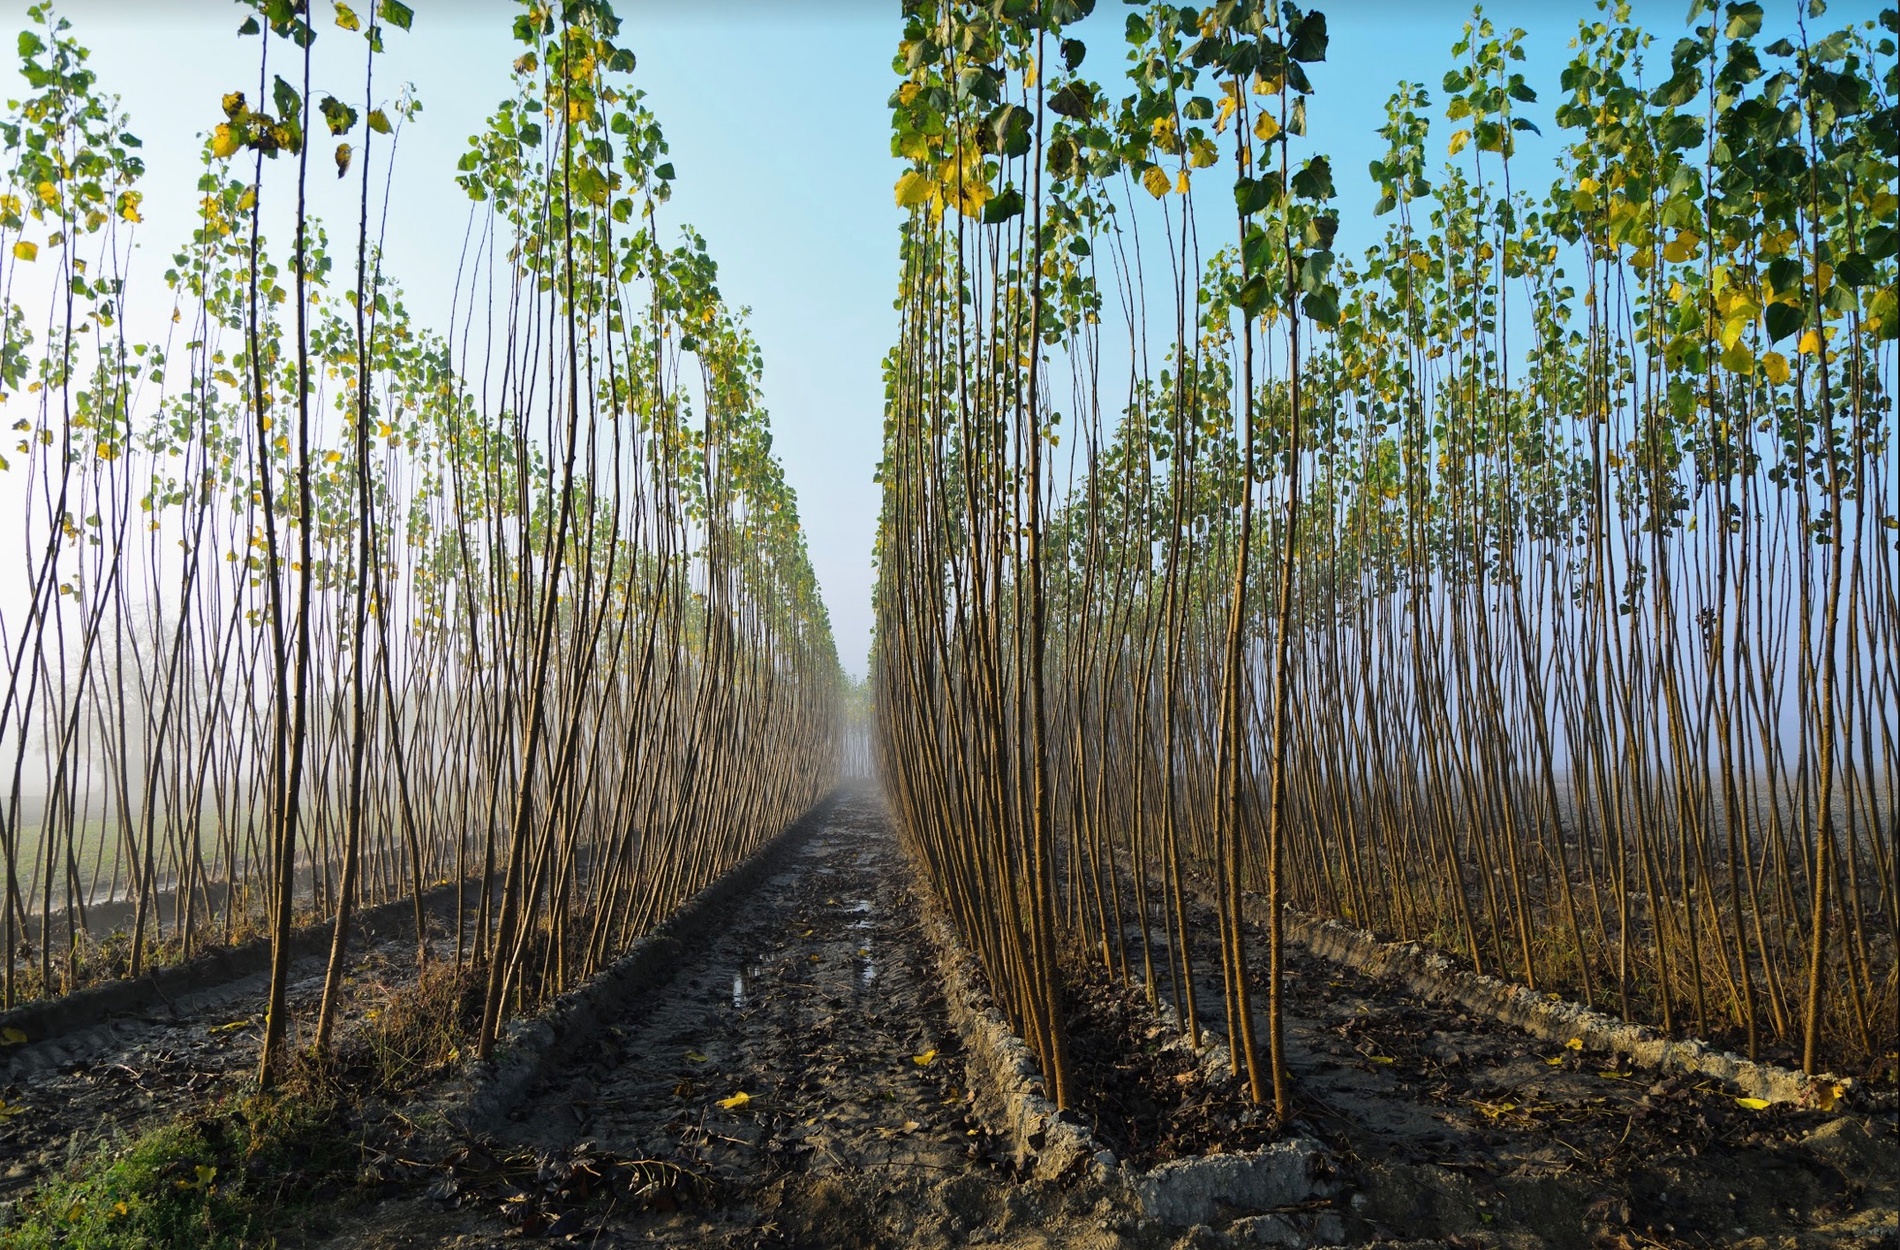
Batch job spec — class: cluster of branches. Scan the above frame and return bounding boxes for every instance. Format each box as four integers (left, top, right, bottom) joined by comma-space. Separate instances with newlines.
0, 0, 842, 1085
875, 0, 1896, 1125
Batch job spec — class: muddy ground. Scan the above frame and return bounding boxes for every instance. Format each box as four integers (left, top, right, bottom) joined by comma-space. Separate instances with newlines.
321, 790, 1894, 1250
3, 788, 1894, 1248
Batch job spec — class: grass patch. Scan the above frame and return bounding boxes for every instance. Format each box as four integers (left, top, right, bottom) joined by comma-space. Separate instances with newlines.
0, 1083, 354, 1249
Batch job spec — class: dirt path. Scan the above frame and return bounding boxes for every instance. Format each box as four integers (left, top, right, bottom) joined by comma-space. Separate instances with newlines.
334, 786, 1136, 1250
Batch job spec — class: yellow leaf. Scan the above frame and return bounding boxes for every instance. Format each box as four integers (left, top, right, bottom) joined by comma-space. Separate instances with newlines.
912, 1049, 938, 1067
12, 241, 36, 262
1662, 232, 1698, 263
1141, 165, 1170, 199
894, 170, 934, 209
1797, 328, 1822, 356
212, 123, 242, 160
1, 1026, 27, 1045
1565, 1038, 1585, 1051
685, 1049, 709, 1063
334, 2, 361, 30
1367, 1055, 1396, 1065
208, 1019, 251, 1034
1735, 1096, 1771, 1111
717, 1091, 752, 1110
1252, 110, 1279, 143
0, 1098, 20, 1120
1813, 1083, 1844, 1112
1448, 129, 1471, 156
1761, 351, 1790, 385
1175, 168, 1191, 195
1545, 1055, 1565, 1066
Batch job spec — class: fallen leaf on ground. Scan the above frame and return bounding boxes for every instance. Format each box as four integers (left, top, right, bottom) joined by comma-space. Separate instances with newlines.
0, 1026, 26, 1046
685, 1050, 709, 1063
208, 1019, 251, 1034
912, 1049, 938, 1067
718, 1091, 752, 1110
1735, 1096, 1771, 1111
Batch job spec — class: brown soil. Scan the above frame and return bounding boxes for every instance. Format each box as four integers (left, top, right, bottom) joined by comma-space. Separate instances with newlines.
5, 788, 1893, 1250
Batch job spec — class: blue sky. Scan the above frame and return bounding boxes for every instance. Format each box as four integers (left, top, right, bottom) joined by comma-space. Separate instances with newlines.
6, 0, 1884, 676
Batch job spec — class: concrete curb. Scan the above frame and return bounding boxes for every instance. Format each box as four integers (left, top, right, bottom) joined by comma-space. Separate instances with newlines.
448, 790, 840, 1136
0, 879, 473, 1045
900, 846, 1340, 1232
1270, 900, 1861, 1110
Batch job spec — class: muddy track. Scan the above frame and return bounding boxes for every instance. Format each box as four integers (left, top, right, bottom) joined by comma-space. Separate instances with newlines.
326, 786, 1141, 1250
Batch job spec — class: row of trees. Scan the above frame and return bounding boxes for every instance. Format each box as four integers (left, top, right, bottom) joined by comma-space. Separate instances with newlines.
0, 0, 841, 1084
874, 0, 1895, 1120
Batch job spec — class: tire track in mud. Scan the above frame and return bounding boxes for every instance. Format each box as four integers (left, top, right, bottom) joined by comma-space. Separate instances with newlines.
334, 787, 1136, 1250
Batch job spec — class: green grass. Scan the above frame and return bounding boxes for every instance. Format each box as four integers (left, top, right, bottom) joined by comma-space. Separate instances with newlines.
0, 1085, 353, 1249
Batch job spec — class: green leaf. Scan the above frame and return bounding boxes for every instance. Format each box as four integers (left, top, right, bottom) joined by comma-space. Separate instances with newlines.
1047, 82, 1094, 119
982, 188, 1024, 223
1766, 257, 1803, 300
273, 75, 302, 125
1235, 273, 1271, 318
1302, 287, 1341, 327
1290, 156, 1334, 201
1763, 301, 1803, 342
17, 31, 45, 58
1287, 11, 1328, 62
366, 108, 391, 134
378, 0, 414, 31
1833, 252, 1875, 287
1657, 114, 1705, 150
319, 95, 358, 135
238, 14, 261, 34
1061, 38, 1086, 71
1234, 174, 1280, 216
1725, 1, 1763, 39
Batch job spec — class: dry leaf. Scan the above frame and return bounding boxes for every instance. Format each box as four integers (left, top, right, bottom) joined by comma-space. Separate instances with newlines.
1735, 1096, 1771, 1111
912, 1049, 939, 1067
717, 1091, 752, 1111
685, 1050, 709, 1063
